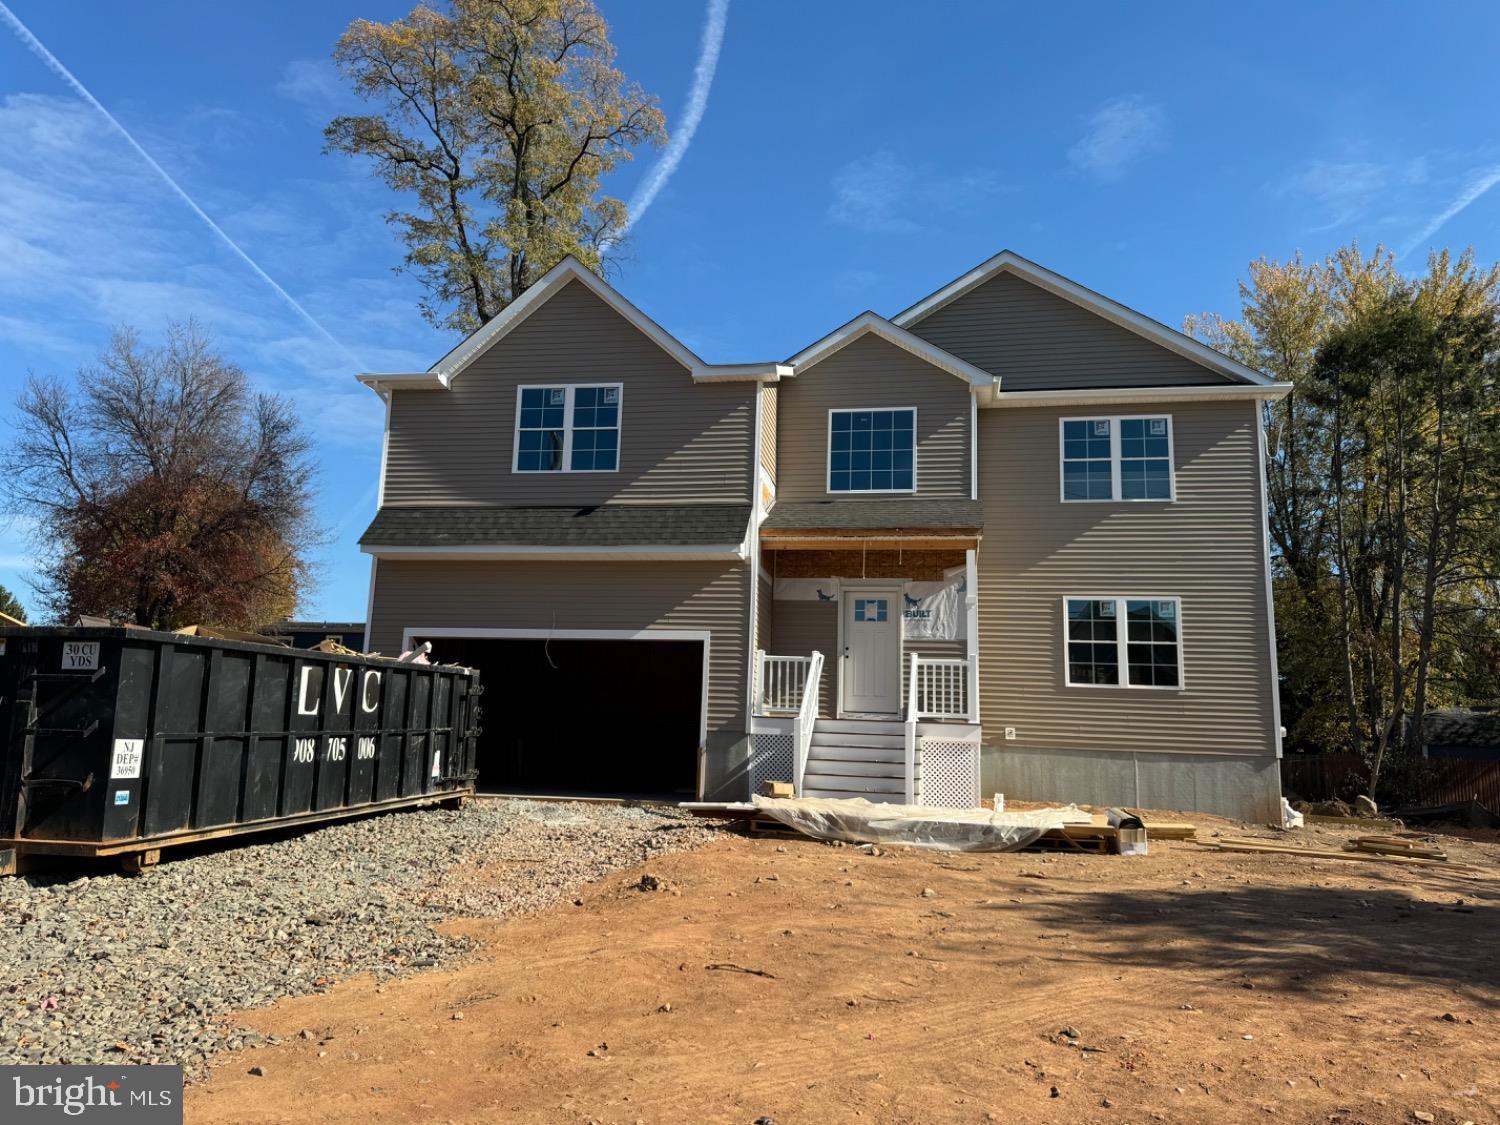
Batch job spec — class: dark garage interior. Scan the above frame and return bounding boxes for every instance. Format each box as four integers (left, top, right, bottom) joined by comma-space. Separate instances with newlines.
416, 636, 704, 798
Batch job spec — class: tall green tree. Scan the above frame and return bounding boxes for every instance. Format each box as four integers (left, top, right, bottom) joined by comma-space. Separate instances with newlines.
1191, 245, 1500, 798
0, 584, 26, 624
326, 0, 666, 332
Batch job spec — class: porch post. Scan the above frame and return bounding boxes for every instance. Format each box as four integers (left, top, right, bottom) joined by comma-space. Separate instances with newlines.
965, 548, 980, 724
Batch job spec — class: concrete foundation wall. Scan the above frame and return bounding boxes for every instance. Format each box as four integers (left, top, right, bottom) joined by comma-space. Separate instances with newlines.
981, 744, 1281, 824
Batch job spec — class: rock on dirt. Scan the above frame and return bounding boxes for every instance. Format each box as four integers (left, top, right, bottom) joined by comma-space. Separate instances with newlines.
0, 800, 716, 1075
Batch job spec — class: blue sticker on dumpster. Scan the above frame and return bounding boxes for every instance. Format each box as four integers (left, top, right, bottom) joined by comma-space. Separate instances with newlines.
114, 790, 130, 806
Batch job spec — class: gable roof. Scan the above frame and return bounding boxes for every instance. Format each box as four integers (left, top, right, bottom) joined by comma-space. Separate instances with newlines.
785, 311, 999, 395
359, 257, 790, 392
892, 250, 1276, 388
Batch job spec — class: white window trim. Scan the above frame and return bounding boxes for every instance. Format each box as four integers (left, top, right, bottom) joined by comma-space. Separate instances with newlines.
1058, 414, 1176, 503
512, 382, 624, 474
1061, 595, 1186, 691
826, 406, 919, 495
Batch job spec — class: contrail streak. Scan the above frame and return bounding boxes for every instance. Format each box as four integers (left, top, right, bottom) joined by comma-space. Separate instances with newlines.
604, 0, 729, 250
0, 1, 364, 371
1403, 163, 1500, 259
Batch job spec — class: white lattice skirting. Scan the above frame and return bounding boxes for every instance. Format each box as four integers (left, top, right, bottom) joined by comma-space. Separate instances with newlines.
919, 738, 981, 808
748, 732, 796, 796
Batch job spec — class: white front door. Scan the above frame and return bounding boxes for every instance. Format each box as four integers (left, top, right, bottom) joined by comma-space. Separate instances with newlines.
841, 589, 902, 715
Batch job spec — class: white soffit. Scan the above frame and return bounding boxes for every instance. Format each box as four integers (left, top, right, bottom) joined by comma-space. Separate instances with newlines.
785, 311, 997, 389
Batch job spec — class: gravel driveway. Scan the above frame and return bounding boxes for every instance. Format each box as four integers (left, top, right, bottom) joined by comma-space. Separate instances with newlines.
0, 799, 719, 1074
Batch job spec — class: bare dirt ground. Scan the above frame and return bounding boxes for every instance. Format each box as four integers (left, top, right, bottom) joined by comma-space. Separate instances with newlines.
188, 815, 1499, 1125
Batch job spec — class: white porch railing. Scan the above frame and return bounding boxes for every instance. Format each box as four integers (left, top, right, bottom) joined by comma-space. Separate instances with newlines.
911, 657, 971, 721
791, 651, 824, 793
906, 654, 975, 804
755, 650, 812, 715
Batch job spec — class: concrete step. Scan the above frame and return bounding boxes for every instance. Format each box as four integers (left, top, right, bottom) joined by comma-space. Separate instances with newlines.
809, 730, 905, 750
801, 759, 905, 780
805, 743, 905, 764
814, 718, 904, 736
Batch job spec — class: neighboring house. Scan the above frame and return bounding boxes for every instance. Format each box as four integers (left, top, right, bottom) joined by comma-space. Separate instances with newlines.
271, 620, 367, 651
357, 250, 1290, 819
1422, 709, 1500, 760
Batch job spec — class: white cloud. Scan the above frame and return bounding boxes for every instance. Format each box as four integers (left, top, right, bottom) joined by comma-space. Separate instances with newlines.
828, 150, 1005, 235
1277, 159, 1397, 230
275, 58, 350, 124
829, 150, 923, 234
1067, 95, 1168, 180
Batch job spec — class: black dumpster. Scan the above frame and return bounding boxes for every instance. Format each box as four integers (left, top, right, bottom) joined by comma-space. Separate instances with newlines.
0, 627, 481, 873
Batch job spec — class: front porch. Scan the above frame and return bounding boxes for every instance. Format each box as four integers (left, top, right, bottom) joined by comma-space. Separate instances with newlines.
747, 510, 983, 806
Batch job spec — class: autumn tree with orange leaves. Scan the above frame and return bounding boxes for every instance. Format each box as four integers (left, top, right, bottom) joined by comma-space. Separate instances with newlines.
5, 322, 318, 630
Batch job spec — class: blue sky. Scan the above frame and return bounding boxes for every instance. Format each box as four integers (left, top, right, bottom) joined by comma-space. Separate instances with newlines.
1, 0, 1498, 623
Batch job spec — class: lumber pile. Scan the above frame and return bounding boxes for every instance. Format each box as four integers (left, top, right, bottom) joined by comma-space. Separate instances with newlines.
1343, 835, 1446, 860
1198, 835, 1480, 873
1139, 820, 1197, 841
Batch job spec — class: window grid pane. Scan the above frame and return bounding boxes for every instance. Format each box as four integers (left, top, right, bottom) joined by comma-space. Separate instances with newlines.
518, 385, 621, 473
829, 410, 915, 492
1065, 599, 1120, 685
1063, 417, 1172, 501
1062, 418, 1114, 500
1125, 599, 1180, 686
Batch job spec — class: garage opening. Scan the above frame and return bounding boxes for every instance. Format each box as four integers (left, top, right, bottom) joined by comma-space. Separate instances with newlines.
415, 634, 704, 799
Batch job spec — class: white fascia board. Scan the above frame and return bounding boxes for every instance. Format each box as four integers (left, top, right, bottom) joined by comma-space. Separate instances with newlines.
693, 362, 794, 382
362, 543, 748, 562
985, 382, 1292, 408
892, 250, 1277, 388
785, 311, 995, 388
355, 371, 446, 394
429, 256, 705, 383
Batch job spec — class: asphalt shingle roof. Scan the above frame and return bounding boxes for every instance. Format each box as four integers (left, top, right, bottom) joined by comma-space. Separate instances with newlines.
360, 504, 752, 547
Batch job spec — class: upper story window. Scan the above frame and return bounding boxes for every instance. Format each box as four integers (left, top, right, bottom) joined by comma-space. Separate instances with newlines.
1060, 415, 1174, 501
514, 383, 621, 473
829, 408, 916, 493
1064, 596, 1183, 689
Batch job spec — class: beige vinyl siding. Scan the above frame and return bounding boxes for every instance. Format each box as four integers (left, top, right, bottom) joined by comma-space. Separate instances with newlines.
776, 334, 971, 502
909, 271, 1232, 391
369, 559, 750, 735
758, 384, 777, 488
975, 400, 1275, 758
755, 570, 772, 654
383, 279, 755, 506
768, 600, 837, 718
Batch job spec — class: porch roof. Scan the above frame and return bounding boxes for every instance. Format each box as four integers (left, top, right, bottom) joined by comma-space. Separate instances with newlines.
360, 504, 752, 549
760, 498, 982, 536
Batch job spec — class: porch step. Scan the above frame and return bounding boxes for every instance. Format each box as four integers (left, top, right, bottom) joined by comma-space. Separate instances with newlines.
801, 775, 907, 801
805, 743, 905, 764
809, 729, 905, 750
802, 759, 904, 780
813, 718, 904, 736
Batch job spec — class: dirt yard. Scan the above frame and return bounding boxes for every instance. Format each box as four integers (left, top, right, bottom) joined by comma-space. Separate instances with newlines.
187, 815, 1498, 1125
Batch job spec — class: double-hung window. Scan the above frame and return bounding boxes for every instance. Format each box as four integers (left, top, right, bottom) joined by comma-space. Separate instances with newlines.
828, 408, 916, 493
1060, 415, 1173, 501
1064, 596, 1183, 689
514, 383, 622, 473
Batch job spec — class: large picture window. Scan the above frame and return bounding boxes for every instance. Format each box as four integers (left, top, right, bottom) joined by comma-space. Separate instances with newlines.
1064, 596, 1183, 689
1060, 415, 1173, 501
828, 408, 916, 493
514, 383, 621, 473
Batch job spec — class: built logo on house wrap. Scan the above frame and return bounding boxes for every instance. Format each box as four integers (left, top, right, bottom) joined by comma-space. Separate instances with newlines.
1, 1066, 182, 1123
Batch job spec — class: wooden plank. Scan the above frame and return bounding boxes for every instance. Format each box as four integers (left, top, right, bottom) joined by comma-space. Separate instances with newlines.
1204, 840, 1480, 872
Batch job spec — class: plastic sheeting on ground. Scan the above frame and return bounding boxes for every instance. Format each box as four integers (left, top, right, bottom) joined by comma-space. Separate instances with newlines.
749, 794, 1094, 852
